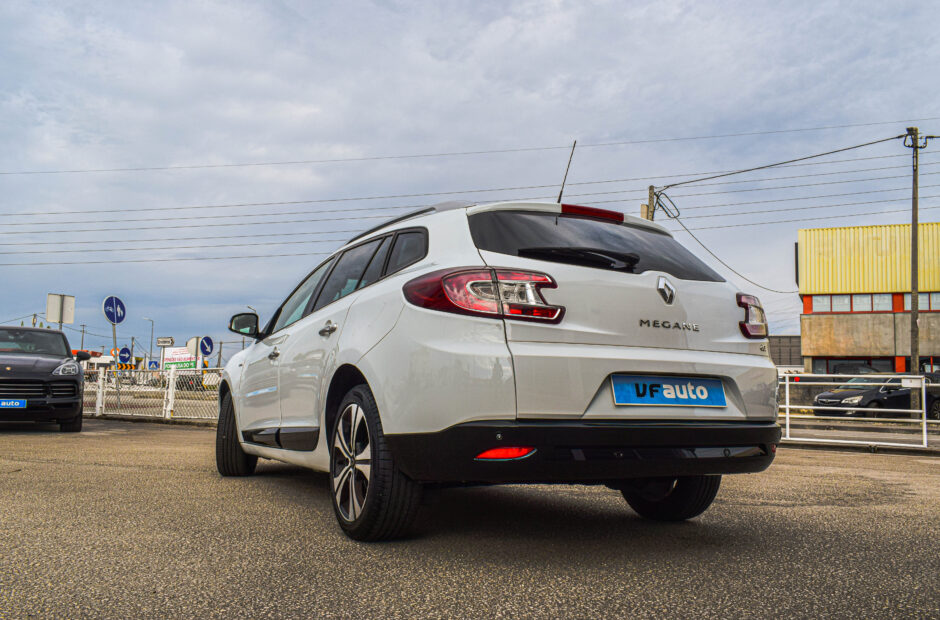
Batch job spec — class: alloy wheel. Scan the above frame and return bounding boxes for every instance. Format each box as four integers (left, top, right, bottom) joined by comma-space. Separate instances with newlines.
331, 403, 372, 522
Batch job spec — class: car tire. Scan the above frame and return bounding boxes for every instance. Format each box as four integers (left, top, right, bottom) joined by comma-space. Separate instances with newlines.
216, 391, 257, 476
330, 384, 422, 541
59, 409, 82, 433
929, 400, 940, 421
866, 401, 881, 418
621, 475, 721, 521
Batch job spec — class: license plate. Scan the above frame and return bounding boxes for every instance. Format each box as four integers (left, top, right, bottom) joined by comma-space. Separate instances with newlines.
611, 375, 726, 408
0, 399, 27, 409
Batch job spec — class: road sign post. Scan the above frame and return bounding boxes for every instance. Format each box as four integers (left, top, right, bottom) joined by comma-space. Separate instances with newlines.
103, 296, 126, 407
46, 293, 75, 330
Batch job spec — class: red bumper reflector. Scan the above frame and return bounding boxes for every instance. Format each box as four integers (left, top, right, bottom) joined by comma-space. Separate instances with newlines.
474, 446, 536, 461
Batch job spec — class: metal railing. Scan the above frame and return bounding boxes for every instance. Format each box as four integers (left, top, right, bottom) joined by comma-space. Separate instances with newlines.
779, 373, 935, 449
82, 367, 221, 421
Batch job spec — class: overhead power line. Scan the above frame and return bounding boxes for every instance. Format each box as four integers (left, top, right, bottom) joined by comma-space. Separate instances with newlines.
1, 117, 937, 176
0, 213, 398, 236
671, 217, 798, 294
0, 251, 333, 267
0, 237, 350, 255
0, 229, 364, 247
679, 194, 940, 220
0, 313, 37, 325
668, 204, 940, 233
3, 155, 935, 219
5, 170, 939, 232
659, 134, 906, 192
569, 185, 940, 211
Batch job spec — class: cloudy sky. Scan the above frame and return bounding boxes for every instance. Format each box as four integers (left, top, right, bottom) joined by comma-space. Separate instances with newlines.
1, 0, 938, 363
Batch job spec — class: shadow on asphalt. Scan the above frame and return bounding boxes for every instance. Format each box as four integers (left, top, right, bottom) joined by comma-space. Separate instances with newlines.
248, 460, 751, 549
0, 422, 66, 433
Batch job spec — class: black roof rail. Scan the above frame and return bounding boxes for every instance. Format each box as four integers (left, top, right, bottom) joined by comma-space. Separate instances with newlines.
345, 200, 476, 244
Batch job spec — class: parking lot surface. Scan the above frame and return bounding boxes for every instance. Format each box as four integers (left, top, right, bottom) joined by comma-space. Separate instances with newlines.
1, 420, 938, 618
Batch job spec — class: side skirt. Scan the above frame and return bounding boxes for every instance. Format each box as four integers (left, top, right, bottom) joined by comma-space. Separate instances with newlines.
242, 426, 319, 451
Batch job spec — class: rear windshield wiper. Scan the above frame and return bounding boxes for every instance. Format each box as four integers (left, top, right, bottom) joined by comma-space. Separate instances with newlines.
517, 246, 640, 272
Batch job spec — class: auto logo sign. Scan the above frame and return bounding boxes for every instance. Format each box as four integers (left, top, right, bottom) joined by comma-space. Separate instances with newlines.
657, 276, 676, 305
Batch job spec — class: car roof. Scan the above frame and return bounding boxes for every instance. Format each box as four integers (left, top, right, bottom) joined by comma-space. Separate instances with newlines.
344, 200, 669, 245
0, 326, 65, 334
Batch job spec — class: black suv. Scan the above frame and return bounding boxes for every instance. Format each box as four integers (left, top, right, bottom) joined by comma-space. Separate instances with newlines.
0, 327, 90, 432
813, 374, 940, 419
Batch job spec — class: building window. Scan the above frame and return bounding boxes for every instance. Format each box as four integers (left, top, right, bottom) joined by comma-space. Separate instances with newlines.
903, 293, 931, 311
932, 293, 940, 311
812, 295, 831, 312
872, 294, 892, 311
852, 294, 872, 312
831, 295, 851, 312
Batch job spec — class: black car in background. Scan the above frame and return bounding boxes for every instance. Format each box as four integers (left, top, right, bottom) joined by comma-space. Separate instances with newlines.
0, 327, 90, 432
813, 374, 940, 419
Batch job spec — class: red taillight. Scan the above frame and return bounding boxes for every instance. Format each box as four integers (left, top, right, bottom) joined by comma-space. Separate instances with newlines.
403, 268, 564, 323
737, 293, 768, 339
561, 203, 625, 222
475, 447, 536, 460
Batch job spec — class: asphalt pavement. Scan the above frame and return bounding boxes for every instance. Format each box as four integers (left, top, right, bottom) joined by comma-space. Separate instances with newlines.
0, 419, 938, 618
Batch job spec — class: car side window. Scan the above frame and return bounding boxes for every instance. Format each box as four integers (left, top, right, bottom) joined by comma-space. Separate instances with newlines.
271, 258, 335, 333
313, 238, 383, 312
356, 236, 391, 290
385, 230, 427, 275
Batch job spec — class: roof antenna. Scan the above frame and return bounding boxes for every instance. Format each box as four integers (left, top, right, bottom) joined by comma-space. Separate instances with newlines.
556, 139, 577, 203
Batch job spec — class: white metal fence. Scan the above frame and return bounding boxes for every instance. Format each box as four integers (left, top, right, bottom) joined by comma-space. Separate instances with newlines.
82, 367, 221, 421
779, 373, 938, 449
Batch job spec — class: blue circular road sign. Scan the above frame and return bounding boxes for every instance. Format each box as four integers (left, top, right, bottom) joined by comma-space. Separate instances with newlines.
199, 336, 214, 357
102, 296, 126, 325
118, 347, 131, 363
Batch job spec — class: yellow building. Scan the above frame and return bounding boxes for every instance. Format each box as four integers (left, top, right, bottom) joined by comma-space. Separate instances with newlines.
797, 222, 940, 373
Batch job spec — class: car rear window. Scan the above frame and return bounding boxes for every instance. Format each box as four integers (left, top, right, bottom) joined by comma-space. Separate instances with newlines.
468, 210, 723, 282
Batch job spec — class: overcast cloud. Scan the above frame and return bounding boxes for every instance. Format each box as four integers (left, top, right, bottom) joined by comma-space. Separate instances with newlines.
1, 0, 938, 362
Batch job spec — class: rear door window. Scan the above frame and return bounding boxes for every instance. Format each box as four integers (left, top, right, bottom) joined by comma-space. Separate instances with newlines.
468, 210, 723, 281
356, 236, 391, 290
385, 230, 427, 275
312, 238, 384, 312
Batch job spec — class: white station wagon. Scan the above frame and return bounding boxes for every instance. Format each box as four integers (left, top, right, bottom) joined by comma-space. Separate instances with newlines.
218, 201, 780, 540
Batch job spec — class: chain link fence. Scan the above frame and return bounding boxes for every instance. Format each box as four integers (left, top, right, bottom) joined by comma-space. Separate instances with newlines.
82, 367, 221, 422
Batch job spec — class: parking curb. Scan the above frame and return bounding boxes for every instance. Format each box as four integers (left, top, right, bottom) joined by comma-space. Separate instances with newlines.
84, 413, 216, 428
780, 440, 940, 456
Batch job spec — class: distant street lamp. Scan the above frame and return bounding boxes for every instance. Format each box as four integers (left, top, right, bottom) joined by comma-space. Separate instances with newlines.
142, 317, 154, 366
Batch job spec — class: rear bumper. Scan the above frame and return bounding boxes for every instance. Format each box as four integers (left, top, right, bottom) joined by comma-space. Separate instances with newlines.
386, 420, 781, 484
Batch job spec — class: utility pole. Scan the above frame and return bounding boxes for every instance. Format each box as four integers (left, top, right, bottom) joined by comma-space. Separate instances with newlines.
143, 317, 154, 368
80, 324, 86, 349
217, 341, 223, 369
904, 127, 935, 413
645, 186, 656, 220
130, 337, 136, 369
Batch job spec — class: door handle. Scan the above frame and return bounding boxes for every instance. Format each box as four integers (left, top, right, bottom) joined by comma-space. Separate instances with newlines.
268, 347, 280, 360
319, 321, 338, 337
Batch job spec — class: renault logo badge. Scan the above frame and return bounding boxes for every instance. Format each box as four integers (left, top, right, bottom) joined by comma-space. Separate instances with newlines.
657, 276, 676, 305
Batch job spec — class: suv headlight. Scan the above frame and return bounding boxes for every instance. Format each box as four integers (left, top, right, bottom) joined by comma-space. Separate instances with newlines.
52, 360, 80, 376
841, 395, 863, 405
